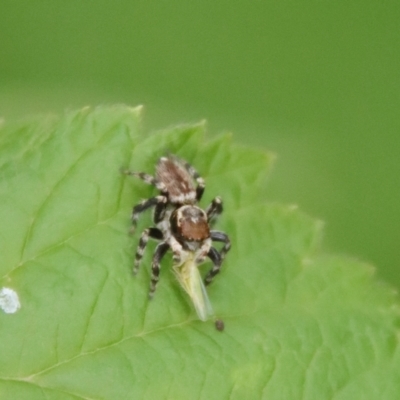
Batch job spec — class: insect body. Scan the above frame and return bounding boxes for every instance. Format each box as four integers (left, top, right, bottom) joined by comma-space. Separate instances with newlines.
123, 155, 231, 320
172, 252, 214, 321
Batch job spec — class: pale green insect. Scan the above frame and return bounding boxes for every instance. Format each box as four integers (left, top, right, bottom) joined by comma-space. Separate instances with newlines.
173, 253, 214, 321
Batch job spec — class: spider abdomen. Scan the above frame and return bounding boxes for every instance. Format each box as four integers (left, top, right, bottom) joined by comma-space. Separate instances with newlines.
156, 157, 196, 203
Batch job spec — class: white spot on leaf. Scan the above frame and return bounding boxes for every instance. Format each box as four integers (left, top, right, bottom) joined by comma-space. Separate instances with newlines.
0, 287, 21, 314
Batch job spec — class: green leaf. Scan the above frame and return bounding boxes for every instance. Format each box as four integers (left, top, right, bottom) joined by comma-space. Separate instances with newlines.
0, 106, 399, 399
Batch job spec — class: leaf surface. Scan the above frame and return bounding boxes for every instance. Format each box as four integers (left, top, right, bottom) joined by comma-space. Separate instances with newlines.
0, 106, 399, 399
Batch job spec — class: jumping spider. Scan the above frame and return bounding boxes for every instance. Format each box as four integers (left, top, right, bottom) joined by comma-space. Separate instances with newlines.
123, 155, 231, 298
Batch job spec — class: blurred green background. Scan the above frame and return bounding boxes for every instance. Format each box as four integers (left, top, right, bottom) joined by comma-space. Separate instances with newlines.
1, 1, 399, 288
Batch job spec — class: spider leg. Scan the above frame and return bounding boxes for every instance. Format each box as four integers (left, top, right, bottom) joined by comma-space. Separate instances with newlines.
206, 196, 223, 223
121, 169, 167, 192
204, 247, 222, 285
210, 230, 231, 261
149, 242, 170, 298
154, 199, 168, 224
196, 181, 205, 202
131, 195, 167, 231
182, 159, 205, 201
133, 228, 164, 275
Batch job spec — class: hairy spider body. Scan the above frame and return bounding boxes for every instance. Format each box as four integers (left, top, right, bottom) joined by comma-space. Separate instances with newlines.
122, 155, 231, 301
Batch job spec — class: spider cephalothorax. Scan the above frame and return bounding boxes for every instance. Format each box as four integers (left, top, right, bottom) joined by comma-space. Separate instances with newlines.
170, 205, 210, 244
122, 155, 231, 298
